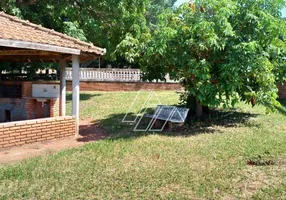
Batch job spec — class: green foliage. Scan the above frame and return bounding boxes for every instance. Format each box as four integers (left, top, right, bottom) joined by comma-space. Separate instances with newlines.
0, 0, 153, 65
0, 62, 58, 81
141, 0, 286, 111
146, 0, 176, 29
0, 0, 285, 107
63, 21, 87, 42
0, 0, 19, 15
0, 0, 177, 69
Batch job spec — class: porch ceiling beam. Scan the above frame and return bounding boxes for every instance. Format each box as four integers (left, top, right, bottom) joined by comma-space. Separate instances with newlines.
80, 52, 100, 59
0, 54, 97, 63
0, 50, 62, 56
0, 38, 81, 55
0, 55, 63, 62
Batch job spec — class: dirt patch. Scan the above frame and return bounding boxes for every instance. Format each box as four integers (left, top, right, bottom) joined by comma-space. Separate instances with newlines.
0, 119, 109, 164
234, 164, 285, 198
77, 118, 109, 142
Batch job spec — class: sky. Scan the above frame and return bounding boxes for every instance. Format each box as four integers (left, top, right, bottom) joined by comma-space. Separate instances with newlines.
174, 0, 189, 7
175, 0, 286, 17
282, 8, 286, 17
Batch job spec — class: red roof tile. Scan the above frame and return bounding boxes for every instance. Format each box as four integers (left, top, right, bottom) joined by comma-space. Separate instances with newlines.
0, 12, 105, 55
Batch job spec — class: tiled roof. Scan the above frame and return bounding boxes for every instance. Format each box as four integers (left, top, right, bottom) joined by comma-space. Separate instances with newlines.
0, 12, 105, 55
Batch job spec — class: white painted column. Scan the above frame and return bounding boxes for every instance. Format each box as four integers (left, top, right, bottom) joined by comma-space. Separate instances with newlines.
72, 55, 80, 136
60, 59, 66, 116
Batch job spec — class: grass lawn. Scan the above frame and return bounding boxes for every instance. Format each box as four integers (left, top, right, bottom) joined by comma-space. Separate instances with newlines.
0, 91, 286, 199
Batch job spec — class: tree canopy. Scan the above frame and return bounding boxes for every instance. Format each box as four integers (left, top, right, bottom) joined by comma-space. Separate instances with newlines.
0, 0, 285, 112
0, 0, 174, 65
140, 0, 286, 114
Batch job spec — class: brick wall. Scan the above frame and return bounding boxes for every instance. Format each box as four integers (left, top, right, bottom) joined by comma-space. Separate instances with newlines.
66, 81, 286, 99
67, 81, 183, 92
278, 83, 286, 99
0, 81, 60, 121
0, 116, 76, 149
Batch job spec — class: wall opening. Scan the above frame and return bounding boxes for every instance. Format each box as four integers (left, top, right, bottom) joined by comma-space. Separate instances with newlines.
5, 110, 11, 122
0, 84, 22, 98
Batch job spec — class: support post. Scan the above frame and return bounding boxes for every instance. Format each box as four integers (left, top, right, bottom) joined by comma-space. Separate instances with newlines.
72, 55, 80, 136
60, 59, 66, 116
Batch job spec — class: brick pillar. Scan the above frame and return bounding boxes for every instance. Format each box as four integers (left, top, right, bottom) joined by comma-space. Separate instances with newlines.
22, 82, 36, 120
49, 98, 60, 117
26, 99, 37, 120
21, 81, 32, 98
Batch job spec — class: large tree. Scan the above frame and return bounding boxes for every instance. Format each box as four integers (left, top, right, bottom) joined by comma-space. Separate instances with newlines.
0, 0, 151, 65
0, 0, 179, 68
140, 0, 286, 116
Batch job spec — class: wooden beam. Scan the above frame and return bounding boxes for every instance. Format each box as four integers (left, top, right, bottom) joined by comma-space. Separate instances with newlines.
61, 55, 72, 60
80, 52, 100, 58
0, 53, 98, 63
0, 38, 81, 55
0, 55, 63, 62
0, 50, 60, 56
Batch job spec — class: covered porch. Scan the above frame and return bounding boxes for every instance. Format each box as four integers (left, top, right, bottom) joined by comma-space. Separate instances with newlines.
0, 12, 105, 148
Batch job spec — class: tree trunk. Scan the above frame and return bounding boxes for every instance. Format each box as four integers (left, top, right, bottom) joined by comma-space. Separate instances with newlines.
186, 95, 204, 117
195, 101, 203, 117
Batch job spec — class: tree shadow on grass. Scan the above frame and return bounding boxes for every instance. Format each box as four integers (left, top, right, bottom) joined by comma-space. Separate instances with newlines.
276, 99, 286, 116
66, 93, 101, 101
95, 107, 260, 140
77, 122, 109, 143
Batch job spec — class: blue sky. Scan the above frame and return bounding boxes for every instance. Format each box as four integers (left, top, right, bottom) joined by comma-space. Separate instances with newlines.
174, 0, 189, 7
175, 0, 286, 17
282, 8, 286, 17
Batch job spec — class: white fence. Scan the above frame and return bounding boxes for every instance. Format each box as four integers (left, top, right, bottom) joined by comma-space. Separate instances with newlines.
66, 68, 179, 83
66, 68, 141, 82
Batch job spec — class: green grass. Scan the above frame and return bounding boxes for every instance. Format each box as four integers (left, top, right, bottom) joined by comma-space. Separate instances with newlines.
66, 91, 180, 134
0, 91, 286, 199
